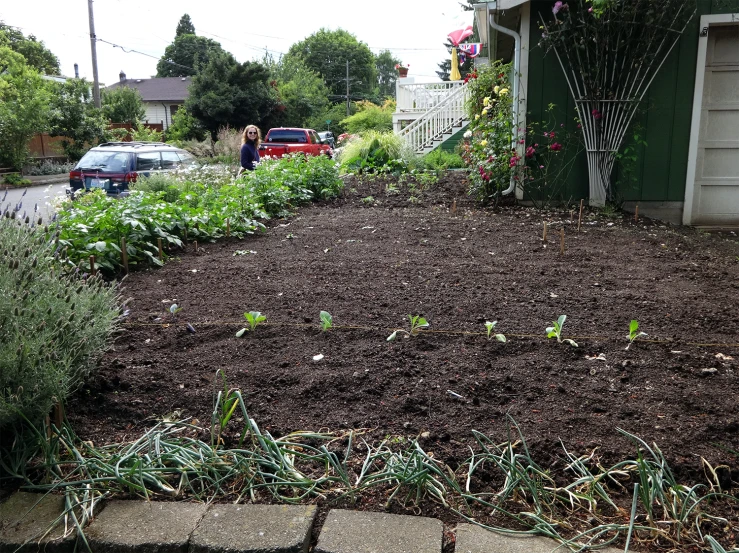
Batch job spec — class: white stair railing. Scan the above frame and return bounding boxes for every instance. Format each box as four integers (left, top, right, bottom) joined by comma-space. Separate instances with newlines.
397, 83, 469, 153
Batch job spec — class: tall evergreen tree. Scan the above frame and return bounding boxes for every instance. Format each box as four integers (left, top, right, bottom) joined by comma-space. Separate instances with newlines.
375, 50, 401, 99
175, 14, 195, 37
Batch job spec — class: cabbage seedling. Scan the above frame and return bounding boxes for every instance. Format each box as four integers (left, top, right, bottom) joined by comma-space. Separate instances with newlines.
625, 319, 647, 350
319, 310, 333, 331
387, 314, 429, 341
546, 315, 578, 347
484, 321, 506, 342
235, 311, 267, 337
169, 303, 182, 321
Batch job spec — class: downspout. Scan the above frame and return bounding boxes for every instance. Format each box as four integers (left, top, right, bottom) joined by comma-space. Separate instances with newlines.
489, 12, 521, 196
162, 103, 168, 131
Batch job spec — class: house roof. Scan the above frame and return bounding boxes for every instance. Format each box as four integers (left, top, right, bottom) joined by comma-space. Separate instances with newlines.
105, 77, 191, 102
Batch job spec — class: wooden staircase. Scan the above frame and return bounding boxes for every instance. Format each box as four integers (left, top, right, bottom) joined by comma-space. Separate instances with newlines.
394, 82, 470, 154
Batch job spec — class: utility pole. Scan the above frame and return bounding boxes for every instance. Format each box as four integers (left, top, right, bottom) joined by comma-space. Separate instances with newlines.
346, 60, 350, 116
88, 0, 101, 108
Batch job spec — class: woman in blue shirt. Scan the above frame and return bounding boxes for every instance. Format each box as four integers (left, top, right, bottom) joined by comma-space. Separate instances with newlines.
239, 125, 261, 173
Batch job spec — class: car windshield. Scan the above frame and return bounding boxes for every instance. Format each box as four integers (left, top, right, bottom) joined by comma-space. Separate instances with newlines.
267, 130, 307, 143
75, 150, 130, 171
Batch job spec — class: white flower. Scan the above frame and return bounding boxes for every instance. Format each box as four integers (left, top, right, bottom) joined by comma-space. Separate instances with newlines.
463, 130, 472, 139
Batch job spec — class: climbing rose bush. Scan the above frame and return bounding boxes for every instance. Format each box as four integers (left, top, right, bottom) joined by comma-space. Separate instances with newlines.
462, 61, 516, 206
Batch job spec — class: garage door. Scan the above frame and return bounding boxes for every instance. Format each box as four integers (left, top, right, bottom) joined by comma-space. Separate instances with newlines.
691, 24, 739, 225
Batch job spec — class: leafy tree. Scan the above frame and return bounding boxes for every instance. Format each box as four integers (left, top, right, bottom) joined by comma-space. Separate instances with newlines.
47, 79, 107, 160
101, 86, 146, 124
340, 99, 394, 134
0, 47, 51, 170
175, 14, 195, 37
266, 55, 331, 127
285, 29, 377, 102
166, 105, 207, 142
375, 50, 401, 99
0, 22, 59, 75
305, 102, 355, 136
186, 50, 278, 136
156, 33, 223, 77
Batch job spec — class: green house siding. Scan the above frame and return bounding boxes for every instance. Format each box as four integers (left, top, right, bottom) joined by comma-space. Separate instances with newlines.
440, 125, 468, 153
525, 0, 739, 203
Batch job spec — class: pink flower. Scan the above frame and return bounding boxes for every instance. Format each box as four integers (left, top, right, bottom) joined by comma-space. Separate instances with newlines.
525, 146, 536, 158
592, 109, 602, 120
553, 1, 563, 14
550, 142, 562, 152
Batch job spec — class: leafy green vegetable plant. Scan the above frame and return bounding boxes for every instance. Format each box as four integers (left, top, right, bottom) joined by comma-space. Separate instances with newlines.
546, 315, 578, 347
625, 319, 647, 350
235, 311, 266, 337
319, 311, 333, 332
484, 321, 506, 343
387, 315, 429, 341
169, 303, 182, 321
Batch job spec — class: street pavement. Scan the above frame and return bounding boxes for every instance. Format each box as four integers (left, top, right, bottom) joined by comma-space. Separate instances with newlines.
1, 182, 68, 222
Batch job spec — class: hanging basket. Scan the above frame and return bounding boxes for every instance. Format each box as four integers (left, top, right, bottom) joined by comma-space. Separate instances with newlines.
397, 67, 409, 78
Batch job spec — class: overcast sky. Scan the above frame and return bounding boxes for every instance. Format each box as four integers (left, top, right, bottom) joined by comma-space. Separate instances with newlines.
2, 1, 472, 86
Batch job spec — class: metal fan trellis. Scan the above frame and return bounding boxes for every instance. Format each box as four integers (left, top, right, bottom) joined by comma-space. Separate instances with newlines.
540, 0, 696, 205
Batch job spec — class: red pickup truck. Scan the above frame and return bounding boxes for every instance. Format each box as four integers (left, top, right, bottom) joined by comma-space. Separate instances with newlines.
259, 128, 333, 159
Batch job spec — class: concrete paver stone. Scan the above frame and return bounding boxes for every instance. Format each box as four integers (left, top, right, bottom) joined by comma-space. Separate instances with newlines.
315, 509, 443, 553
190, 503, 317, 553
84, 499, 208, 553
455, 524, 624, 553
0, 492, 74, 553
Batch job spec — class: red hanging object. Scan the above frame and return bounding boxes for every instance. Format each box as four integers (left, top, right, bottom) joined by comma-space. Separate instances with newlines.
447, 26, 473, 46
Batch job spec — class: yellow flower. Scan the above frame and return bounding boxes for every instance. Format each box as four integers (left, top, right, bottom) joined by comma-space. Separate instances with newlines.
481, 108, 489, 115
493, 85, 500, 94
475, 114, 480, 120
499, 88, 509, 95
483, 96, 490, 106
480, 140, 488, 147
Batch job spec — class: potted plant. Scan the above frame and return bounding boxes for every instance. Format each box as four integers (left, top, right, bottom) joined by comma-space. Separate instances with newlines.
395, 63, 410, 78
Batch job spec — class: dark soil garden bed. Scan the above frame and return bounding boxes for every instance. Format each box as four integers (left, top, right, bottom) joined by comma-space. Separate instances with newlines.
67, 171, 738, 547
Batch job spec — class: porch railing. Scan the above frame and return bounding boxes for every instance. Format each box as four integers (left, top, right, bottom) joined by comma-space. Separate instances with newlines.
397, 83, 469, 153
396, 81, 466, 113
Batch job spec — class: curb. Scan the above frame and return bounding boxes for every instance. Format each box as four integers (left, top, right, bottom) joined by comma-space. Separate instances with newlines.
0, 492, 624, 553
2, 174, 67, 190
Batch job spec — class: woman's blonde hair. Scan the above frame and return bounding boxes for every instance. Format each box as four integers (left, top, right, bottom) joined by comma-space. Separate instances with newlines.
242, 125, 262, 147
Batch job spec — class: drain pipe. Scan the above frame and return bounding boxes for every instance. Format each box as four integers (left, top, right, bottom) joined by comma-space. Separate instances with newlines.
489, 12, 521, 196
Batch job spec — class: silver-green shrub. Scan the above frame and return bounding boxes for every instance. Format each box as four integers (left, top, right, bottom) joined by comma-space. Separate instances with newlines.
0, 210, 121, 427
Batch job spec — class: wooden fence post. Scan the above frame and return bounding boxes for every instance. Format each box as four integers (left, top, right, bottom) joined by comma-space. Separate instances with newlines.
120, 237, 129, 274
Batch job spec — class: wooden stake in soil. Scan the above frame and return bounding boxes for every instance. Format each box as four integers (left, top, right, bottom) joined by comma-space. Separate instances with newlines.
157, 238, 163, 261
120, 237, 129, 274
577, 199, 584, 232
542, 221, 548, 242
52, 402, 64, 431
560, 228, 565, 254
451, 198, 457, 216
194, 240, 198, 252
226, 218, 230, 237
634, 205, 639, 222
89, 255, 96, 276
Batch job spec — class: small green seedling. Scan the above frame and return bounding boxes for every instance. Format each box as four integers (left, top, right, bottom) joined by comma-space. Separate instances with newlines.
236, 311, 267, 337
387, 314, 429, 341
169, 303, 182, 321
484, 321, 506, 343
625, 319, 647, 350
319, 310, 333, 331
546, 315, 578, 347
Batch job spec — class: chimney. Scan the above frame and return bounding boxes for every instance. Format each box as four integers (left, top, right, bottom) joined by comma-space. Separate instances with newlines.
74, 63, 79, 78
119, 71, 126, 83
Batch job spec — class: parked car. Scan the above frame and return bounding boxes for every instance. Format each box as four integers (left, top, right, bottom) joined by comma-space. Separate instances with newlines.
318, 131, 335, 148
259, 128, 333, 159
68, 142, 197, 196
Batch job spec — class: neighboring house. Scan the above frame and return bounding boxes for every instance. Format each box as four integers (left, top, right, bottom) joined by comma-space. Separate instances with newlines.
398, 0, 739, 226
105, 72, 191, 131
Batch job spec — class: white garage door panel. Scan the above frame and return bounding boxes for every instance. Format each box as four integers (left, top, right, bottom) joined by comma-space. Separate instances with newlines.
701, 149, 739, 178
712, 26, 739, 63
703, 111, 739, 141
690, 23, 739, 225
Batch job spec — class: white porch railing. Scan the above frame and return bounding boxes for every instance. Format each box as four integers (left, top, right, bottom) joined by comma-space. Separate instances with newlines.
396, 81, 466, 113
396, 82, 469, 153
